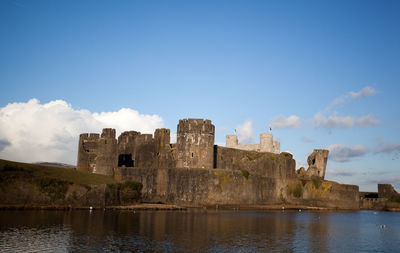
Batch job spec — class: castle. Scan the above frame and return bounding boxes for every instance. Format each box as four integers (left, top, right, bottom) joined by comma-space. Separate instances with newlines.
226, 133, 280, 154
77, 118, 359, 209
78, 118, 326, 179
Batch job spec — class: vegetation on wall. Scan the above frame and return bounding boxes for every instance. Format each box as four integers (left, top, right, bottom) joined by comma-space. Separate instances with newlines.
241, 169, 250, 180
287, 183, 303, 198
35, 178, 71, 201
120, 181, 143, 204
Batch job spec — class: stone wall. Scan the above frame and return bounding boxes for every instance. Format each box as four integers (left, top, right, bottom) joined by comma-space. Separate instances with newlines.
176, 119, 215, 169
378, 184, 400, 199
215, 146, 296, 179
78, 128, 175, 174
114, 167, 360, 209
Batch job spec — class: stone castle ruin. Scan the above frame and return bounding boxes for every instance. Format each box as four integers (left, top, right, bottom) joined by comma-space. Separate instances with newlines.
77, 118, 359, 209
226, 133, 280, 154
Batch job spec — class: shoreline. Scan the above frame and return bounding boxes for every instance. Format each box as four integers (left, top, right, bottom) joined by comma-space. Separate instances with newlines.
1, 203, 392, 211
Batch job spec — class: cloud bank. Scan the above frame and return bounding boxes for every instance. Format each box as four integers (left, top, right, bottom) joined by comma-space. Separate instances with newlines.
0, 99, 163, 164
328, 144, 369, 162
327, 86, 377, 110
269, 115, 300, 129
350, 86, 377, 99
314, 113, 380, 128
327, 168, 356, 176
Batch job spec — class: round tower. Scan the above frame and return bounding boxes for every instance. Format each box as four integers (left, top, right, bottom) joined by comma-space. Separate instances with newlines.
176, 119, 215, 169
260, 133, 273, 153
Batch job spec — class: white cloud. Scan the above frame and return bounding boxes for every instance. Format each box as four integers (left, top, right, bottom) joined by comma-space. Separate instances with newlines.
269, 115, 300, 129
350, 86, 377, 99
313, 112, 380, 128
326, 86, 376, 111
0, 99, 163, 164
235, 120, 254, 144
327, 168, 356, 177
328, 144, 369, 162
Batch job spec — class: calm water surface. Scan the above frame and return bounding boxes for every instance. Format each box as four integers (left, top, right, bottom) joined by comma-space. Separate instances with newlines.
0, 209, 399, 252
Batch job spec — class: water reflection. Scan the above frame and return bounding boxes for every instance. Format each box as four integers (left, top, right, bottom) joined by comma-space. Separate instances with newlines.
0, 210, 399, 252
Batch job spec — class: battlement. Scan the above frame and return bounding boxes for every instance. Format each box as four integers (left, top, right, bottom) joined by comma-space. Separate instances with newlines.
177, 118, 214, 134
119, 131, 141, 138
118, 131, 140, 143
136, 134, 153, 143
154, 128, 170, 147
80, 133, 100, 140
101, 128, 116, 139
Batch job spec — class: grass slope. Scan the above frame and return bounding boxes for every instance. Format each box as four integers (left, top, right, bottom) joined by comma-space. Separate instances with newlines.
0, 159, 115, 185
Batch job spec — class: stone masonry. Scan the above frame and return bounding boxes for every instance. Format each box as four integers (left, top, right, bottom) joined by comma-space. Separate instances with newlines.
226, 133, 280, 154
77, 118, 360, 209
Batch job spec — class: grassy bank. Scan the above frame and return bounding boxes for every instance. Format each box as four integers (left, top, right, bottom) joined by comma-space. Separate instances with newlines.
0, 159, 143, 207
0, 159, 115, 185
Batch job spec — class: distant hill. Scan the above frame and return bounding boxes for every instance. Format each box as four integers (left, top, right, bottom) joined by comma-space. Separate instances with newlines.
35, 162, 76, 169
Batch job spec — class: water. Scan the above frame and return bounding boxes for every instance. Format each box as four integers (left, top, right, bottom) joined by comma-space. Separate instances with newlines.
0, 210, 399, 252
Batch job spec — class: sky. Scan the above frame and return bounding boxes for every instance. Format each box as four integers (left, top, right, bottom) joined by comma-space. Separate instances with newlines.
0, 0, 399, 191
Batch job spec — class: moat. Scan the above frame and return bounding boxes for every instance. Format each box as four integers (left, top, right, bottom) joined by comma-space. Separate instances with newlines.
1, 210, 399, 252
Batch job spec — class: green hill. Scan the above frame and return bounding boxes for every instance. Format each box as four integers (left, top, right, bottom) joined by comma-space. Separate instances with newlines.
0, 159, 115, 185
0, 159, 143, 208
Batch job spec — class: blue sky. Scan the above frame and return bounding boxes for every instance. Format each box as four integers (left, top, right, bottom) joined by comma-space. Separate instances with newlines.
0, 0, 399, 191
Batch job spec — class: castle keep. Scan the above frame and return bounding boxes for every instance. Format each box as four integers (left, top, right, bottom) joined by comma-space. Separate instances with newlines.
77, 118, 359, 209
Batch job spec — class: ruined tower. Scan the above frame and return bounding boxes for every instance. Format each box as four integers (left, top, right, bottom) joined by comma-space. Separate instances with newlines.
154, 128, 175, 168
118, 131, 140, 167
176, 119, 215, 169
306, 149, 329, 179
77, 133, 100, 173
95, 128, 118, 176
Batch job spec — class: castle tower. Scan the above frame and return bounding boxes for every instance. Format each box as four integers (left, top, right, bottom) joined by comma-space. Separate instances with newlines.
118, 131, 140, 167
260, 133, 273, 153
226, 135, 238, 148
77, 133, 100, 172
95, 128, 118, 176
154, 128, 170, 150
176, 119, 215, 169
